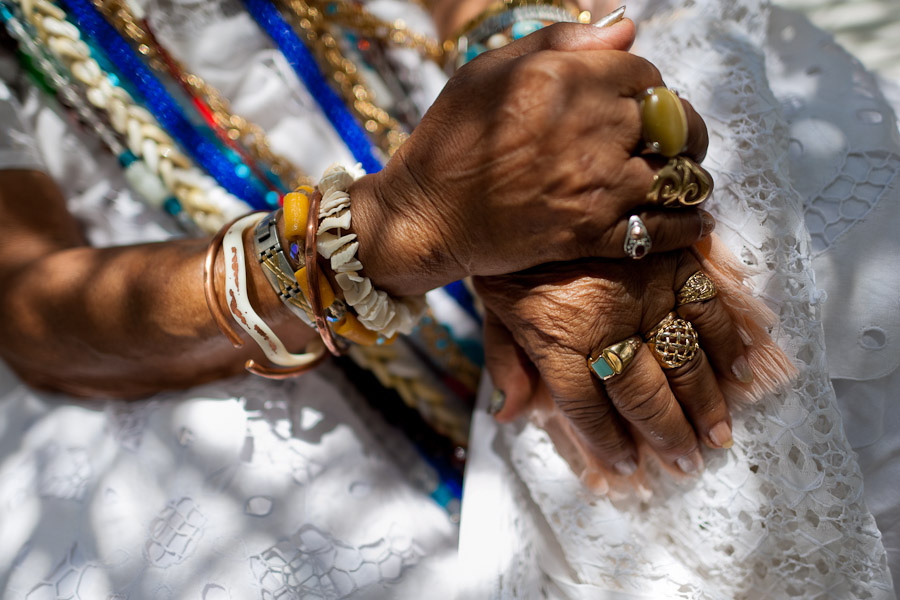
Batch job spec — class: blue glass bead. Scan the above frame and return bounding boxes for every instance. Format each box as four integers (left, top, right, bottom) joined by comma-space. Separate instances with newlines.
432, 483, 452, 507
163, 197, 182, 215
265, 190, 280, 207
117, 149, 138, 167
289, 242, 301, 263
106, 72, 120, 86
512, 19, 544, 40
234, 164, 251, 178
62, 0, 267, 206
464, 43, 487, 64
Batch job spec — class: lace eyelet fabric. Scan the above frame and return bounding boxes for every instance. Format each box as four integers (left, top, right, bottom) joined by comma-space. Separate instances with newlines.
458, 0, 898, 597
0, 0, 460, 596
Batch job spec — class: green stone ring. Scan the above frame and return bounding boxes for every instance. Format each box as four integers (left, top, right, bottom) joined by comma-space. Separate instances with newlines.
638, 86, 689, 157
587, 336, 642, 381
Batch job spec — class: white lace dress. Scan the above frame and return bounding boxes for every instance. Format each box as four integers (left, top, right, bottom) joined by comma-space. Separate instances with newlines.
1, 0, 899, 598
0, 1, 460, 598
458, 0, 900, 598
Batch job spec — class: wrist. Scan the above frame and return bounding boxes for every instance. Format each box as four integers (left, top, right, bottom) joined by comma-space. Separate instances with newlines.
349, 171, 464, 296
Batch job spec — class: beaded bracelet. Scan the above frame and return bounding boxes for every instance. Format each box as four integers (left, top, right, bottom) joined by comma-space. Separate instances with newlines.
267, 187, 390, 350
203, 213, 326, 378
447, 0, 584, 70
313, 164, 428, 339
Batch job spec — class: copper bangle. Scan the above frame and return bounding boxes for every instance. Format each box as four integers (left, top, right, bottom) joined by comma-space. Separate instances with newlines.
205, 212, 328, 378
246, 351, 328, 379
304, 189, 344, 356
203, 215, 246, 348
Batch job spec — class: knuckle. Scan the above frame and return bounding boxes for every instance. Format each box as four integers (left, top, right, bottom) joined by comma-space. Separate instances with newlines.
558, 397, 615, 427
646, 211, 700, 251
611, 376, 671, 422
653, 420, 695, 454
588, 434, 632, 461
535, 22, 581, 51
679, 299, 729, 333
636, 57, 664, 86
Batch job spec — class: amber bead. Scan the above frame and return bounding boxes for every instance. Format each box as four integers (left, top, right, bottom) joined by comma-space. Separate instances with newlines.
282, 185, 314, 240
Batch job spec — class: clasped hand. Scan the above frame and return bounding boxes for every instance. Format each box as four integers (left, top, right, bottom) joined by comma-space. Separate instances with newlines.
351, 20, 742, 476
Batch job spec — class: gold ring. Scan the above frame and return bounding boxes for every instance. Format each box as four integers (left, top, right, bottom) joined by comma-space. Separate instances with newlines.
676, 271, 718, 306
638, 86, 688, 157
646, 156, 714, 208
645, 312, 699, 369
587, 335, 641, 381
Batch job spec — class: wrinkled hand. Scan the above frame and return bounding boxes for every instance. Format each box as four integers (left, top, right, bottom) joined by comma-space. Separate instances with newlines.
353, 20, 711, 296
476, 251, 752, 476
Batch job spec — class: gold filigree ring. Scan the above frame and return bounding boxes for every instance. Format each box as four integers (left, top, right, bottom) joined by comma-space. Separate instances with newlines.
676, 271, 718, 306
646, 156, 714, 208
588, 336, 642, 381
645, 312, 700, 369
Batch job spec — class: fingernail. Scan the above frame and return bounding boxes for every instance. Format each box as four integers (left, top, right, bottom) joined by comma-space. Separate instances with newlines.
614, 457, 638, 477
709, 421, 734, 449
676, 449, 704, 474
699, 210, 716, 238
488, 388, 506, 415
592, 6, 626, 28
731, 355, 754, 383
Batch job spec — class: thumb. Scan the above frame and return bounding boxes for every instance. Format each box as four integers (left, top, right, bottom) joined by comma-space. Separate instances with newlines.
504, 18, 635, 56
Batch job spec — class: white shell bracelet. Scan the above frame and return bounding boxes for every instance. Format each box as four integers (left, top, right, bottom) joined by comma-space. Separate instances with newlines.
223, 214, 325, 367
315, 164, 427, 338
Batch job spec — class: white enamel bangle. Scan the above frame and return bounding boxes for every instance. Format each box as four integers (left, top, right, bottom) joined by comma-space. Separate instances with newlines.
223, 214, 324, 367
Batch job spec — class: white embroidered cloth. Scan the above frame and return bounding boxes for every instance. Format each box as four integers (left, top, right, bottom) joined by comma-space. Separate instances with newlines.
1, 0, 899, 597
458, 0, 900, 597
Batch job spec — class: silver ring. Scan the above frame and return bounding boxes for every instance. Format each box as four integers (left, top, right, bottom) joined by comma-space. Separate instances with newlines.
624, 215, 652, 259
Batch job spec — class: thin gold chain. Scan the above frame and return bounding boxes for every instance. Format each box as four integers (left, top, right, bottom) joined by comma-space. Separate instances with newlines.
306, 0, 443, 62
276, 0, 409, 157
94, 0, 311, 188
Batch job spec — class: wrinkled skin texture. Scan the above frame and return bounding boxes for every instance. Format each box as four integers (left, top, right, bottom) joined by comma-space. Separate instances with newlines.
0, 18, 713, 465
476, 251, 748, 475
353, 21, 711, 296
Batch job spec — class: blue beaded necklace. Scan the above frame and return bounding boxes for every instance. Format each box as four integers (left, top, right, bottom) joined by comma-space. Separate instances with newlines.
60, 0, 278, 209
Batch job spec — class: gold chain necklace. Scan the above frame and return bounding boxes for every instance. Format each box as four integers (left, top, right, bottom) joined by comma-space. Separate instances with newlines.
276, 0, 410, 156
94, 0, 311, 188
307, 0, 443, 63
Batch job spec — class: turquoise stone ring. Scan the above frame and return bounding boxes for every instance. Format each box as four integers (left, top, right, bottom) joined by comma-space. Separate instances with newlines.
588, 336, 642, 381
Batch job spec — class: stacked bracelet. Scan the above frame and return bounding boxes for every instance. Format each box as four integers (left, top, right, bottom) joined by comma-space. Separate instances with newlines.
203, 212, 326, 379
315, 164, 428, 339
281, 186, 390, 350
447, 0, 585, 70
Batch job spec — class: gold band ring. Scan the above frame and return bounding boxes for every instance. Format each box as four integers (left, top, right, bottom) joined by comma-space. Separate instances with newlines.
587, 335, 641, 381
645, 312, 700, 369
646, 156, 714, 208
676, 271, 718, 306
638, 87, 689, 157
